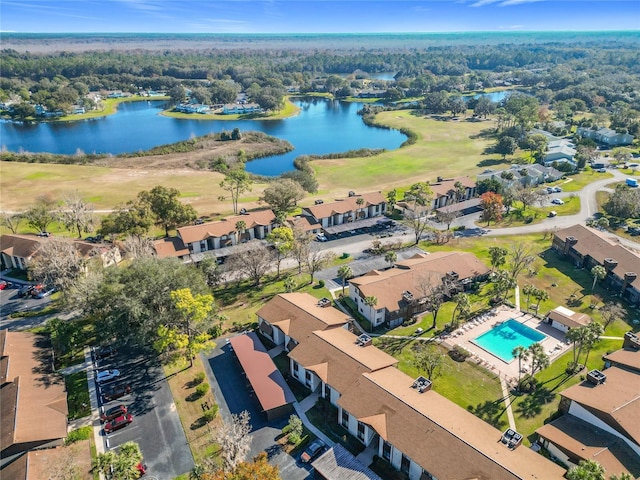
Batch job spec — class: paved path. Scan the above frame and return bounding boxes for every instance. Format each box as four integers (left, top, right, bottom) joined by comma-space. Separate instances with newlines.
500, 377, 517, 431
514, 285, 521, 311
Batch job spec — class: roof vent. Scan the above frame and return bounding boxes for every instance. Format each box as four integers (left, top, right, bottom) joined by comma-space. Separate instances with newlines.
623, 331, 640, 350
317, 297, 331, 308
402, 291, 414, 302
500, 429, 523, 449
356, 333, 372, 347
603, 258, 618, 271
587, 369, 607, 385
239, 208, 247, 215
412, 375, 432, 393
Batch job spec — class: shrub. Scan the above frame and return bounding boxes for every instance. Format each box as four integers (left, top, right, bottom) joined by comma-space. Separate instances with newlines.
203, 405, 219, 423
288, 431, 302, 445
318, 279, 325, 288
65, 426, 92, 445
193, 372, 205, 385
195, 383, 210, 398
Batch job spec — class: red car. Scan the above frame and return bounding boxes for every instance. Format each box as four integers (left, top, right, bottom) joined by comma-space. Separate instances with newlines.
104, 413, 133, 433
0, 281, 12, 290
101, 383, 131, 402
100, 404, 128, 422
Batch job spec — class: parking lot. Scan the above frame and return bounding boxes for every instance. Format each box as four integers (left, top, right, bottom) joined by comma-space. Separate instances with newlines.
0, 280, 53, 331
93, 345, 194, 479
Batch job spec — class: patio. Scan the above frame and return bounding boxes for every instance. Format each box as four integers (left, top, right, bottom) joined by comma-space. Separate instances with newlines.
442, 306, 571, 383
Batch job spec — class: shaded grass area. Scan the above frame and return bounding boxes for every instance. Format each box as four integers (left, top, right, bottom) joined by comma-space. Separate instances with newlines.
485, 196, 581, 229
54, 317, 97, 370
272, 352, 310, 402
65, 371, 91, 420
306, 399, 365, 456
165, 356, 221, 466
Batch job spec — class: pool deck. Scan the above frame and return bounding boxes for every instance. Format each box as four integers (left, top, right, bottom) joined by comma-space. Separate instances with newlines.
442, 305, 571, 384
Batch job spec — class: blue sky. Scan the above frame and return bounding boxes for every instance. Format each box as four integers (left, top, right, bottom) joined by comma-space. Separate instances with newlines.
1, 0, 638, 33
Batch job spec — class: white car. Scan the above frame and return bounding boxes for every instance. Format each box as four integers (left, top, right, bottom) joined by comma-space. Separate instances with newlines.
96, 369, 121, 383
316, 233, 327, 242
553, 186, 563, 193
551, 198, 564, 205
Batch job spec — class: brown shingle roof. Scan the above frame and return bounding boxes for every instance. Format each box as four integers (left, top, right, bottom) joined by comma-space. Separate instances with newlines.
0, 331, 68, 454
153, 237, 189, 259
604, 348, 640, 373
256, 293, 350, 343
288, 329, 397, 394
0, 234, 42, 259
229, 332, 296, 412
338, 367, 565, 480
177, 209, 275, 244
537, 415, 640, 478
303, 192, 385, 220
429, 176, 476, 198
555, 225, 640, 288
560, 366, 640, 446
350, 251, 489, 312
546, 307, 592, 329
287, 215, 321, 232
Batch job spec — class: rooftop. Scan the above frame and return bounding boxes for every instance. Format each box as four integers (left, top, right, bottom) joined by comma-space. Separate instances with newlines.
177, 209, 275, 244
302, 192, 386, 220
311, 444, 383, 480
546, 306, 592, 329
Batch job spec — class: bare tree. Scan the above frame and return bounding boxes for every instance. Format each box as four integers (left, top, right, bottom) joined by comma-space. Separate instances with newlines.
413, 344, 446, 381
215, 411, 252, 472
600, 302, 625, 328
507, 243, 535, 281
435, 205, 460, 230
226, 241, 273, 286
0, 212, 23, 233
123, 235, 155, 259
515, 185, 543, 212
402, 207, 431, 245
59, 191, 95, 238
417, 272, 451, 329
291, 227, 312, 274
306, 246, 335, 285
28, 238, 87, 292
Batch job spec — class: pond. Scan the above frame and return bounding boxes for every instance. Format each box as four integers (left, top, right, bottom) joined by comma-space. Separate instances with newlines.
0, 97, 406, 176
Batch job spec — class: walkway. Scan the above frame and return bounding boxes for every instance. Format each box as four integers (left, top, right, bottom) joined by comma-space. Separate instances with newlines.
292, 392, 335, 448
500, 377, 517, 431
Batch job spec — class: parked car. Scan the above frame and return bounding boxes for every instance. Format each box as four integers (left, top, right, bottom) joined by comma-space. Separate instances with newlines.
36, 231, 51, 237
548, 211, 557, 217
552, 186, 563, 193
96, 369, 121, 384
35, 287, 56, 299
136, 463, 147, 477
104, 413, 133, 433
101, 383, 131, 402
101, 404, 128, 422
551, 198, 565, 205
316, 233, 327, 242
0, 280, 12, 290
300, 439, 326, 463
597, 168, 607, 173
94, 345, 116, 360
85, 235, 103, 243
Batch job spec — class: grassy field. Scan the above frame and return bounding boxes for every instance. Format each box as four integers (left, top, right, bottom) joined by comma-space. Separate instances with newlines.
556, 169, 614, 192
313, 112, 507, 193
484, 196, 581, 229
66, 371, 91, 420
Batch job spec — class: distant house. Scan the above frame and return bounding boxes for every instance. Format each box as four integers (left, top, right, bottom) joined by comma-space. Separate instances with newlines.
577, 127, 634, 146
301, 192, 387, 235
427, 176, 477, 210
544, 306, 591, 333
357, 90, 386, 98
0, 330, 68, 462
175, 209, 277, 260
286, 215, 322, 235
152, 237, 190, 262
349, 251, 489, 328
477, 164, 563, 188
174, 103, 209, 114
222, 103, 263, 115
552, 225, 640, 304
544, 141, 577, 168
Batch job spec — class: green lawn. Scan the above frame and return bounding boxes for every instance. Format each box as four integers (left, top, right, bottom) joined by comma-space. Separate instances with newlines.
484, 196, 581, 229
553, 170, 614, 192
65, 371, 91, 420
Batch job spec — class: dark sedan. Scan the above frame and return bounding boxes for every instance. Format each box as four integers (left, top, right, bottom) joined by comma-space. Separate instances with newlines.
101, 383, 131, 402
101, 404, 128, 422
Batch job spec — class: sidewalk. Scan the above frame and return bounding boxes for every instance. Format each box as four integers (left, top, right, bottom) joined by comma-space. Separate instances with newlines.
292, 392, 335, 448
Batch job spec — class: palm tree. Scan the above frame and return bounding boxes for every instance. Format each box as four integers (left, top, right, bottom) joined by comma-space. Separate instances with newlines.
527, 342, 549, 376
522, 284, 535, 309
512, 345, 529, 389
533, 288, 549, 312
590, 265, 606, 293
451, 293, 470, 327
384, 251, 397, 269
337, 265, 353, 295
566, 459, 605, 480
235, 220, 246, 245
582, 322, 604, 367
364, 295, 378, 316
566, 327, 585, 369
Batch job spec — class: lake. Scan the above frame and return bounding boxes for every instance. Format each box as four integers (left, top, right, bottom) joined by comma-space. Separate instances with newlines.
0, 98, 406, 176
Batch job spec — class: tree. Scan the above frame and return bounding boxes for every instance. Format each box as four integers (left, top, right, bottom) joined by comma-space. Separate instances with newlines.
0, 212, 23, 234
48, 317, 82, 358
435, 205, 459, 230
528, 342, 549, 376
507, 243, 535, 282
474, 96, 496, 118
490, 269, 516, 304
566, 459, 605, 480
512, 346, 529, 389
199, 257, 224, 289
522, 284, 535, 309
566, 326, 588, 370
495, 136, 517, 160
386, 189, 398, 211
29, 238, 86, 293
418, 273, 450, 329
291, 228, 312, 274
477, 178, 502, 195
582, 321, 604, 366
451, 292, 470, 326
603, 185, 640, 219
448, 95, 466, 117
205, 452, 281, 480
235, 220, 246, 245
337, 265, 353, 295
480, 192, 503, 226
169, 85, 186, 105
402, 207, 431, 245
306, 246, 334, 285
260, 178, 305, 217
215, 411, 252, 472
138, 186, 198, 237
384, 251, 397, 268
267, 226, 294, 278
93, 441, 143, 480
59, 191, 95, 238
488, 246, 508, 272
524, 133, 548, 162
24, 194, 57, 233
98, 199, 154, 238
155, 288, 216, 367
590, 265, 607, 293
413, 344, 446, 381
404, 182, 432, 207
532, 288, 549, 312
122, 234, 155, 259
611, 147, 632, 166
219, 166, 252, 215
226, 241, 273, 286
600, 302, 625, 328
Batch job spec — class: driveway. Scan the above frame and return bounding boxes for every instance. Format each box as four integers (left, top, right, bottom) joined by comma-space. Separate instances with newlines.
96, 345, 194, 479
203, 343, 311, 479
0, 282, 54, 331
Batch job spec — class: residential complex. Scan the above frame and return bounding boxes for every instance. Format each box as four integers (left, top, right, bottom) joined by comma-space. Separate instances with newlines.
301, 192, 387, 235
476, 164, 563, 188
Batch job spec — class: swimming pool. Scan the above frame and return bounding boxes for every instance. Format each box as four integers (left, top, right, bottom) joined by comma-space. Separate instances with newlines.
472, 319, 546, 362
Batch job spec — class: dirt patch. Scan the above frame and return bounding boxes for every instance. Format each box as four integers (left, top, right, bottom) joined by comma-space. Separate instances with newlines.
27, 439, 93, 480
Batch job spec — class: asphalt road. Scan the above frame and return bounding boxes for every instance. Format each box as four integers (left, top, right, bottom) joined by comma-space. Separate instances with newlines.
204, 343, 311, 480
97, 346, 194, 480
0, 281, 54, 330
